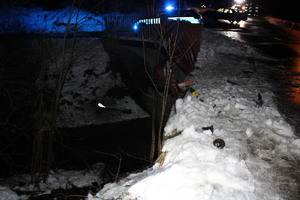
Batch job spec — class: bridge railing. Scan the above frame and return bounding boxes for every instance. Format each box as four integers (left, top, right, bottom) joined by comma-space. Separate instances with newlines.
103, 14, 161, 38
104, 15, 140, 34
103, 14, 202, 75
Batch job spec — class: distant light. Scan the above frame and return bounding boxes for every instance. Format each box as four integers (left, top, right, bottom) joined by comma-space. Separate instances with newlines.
234, 0, 244, 4
165, 5, 175, 11
97, 103, 106, 108
133, 24, 138, 31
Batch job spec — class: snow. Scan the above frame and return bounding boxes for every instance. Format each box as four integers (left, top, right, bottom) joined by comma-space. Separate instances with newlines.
0, 6, 299, 200
0, 186, 20, 200
0, 6, 105, 33
90, 28, 300, 200
126, 126, 257, 200
0, 163, 104, 199
46, 39, 150, 128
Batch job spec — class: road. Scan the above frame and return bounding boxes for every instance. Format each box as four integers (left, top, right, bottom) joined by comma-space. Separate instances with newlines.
208, 16, 300, 135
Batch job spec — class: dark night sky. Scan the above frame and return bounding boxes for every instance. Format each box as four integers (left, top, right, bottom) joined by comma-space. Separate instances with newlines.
1, 0, 299, 22
256, 0, 299, 21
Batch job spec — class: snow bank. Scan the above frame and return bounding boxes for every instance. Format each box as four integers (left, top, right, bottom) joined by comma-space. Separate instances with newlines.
126, 126, 258, 200
0, 6, 105, 33
0, 163, 104, 198
17, 168, 102, 194
91, 29, 300, 200
0, 186, 20, 200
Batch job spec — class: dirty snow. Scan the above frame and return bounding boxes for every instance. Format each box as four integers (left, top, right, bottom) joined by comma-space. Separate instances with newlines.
43, 39, 150, 128
0, 163, 104, 200
90, 29, 300, 200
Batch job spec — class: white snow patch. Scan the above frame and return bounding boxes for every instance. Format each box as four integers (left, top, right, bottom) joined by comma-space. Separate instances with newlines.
0, 186, 21, 200
245, 127, 253, 138
91, 27, 299, 200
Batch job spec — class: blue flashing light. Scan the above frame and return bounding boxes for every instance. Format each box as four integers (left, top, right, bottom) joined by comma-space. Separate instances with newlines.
165, 5, 175, 11
133, 24, 138, 31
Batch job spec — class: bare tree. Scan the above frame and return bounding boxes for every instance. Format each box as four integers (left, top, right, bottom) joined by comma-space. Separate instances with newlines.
31, 0, 79, 183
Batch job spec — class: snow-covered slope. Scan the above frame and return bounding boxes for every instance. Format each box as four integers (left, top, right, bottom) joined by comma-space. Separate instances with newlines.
35, 38, 149, 128
90, 28, 300, 200
0, 6, 105, 33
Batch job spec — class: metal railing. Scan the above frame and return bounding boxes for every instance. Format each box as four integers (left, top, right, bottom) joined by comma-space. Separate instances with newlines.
102, 14, 202, 74
103, 15, 161, 38
104, 15, 140, 34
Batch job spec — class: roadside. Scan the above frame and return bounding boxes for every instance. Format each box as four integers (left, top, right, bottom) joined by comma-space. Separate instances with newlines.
210, 16, 300, 136
91, 27, 300, 200
0, 12, 299, 200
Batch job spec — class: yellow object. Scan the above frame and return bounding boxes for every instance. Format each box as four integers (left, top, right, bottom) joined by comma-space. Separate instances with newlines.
189, 87, 199, 97
192, 91, 199, 97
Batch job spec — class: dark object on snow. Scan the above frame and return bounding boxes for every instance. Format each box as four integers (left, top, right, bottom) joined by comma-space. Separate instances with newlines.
213, 138, 225, 149
255, 93, 263, 106
242, 70, 253, 75
202, 125, 214, 133
227, 80, 238, 85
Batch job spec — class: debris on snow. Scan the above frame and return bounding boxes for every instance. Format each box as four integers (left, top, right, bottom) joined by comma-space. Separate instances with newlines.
91, 29, 300, 200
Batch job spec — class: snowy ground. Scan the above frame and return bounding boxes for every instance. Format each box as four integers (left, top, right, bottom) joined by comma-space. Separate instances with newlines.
48, 38, 149, 128
0, 5, 300, 200
0, 163, 104, 199
0, 5, 105, 33
89, 29, 300, 200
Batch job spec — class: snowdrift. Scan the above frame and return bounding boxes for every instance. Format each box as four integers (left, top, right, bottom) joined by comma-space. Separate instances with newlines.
90, 28, 300, 200
0, 6, 105, 33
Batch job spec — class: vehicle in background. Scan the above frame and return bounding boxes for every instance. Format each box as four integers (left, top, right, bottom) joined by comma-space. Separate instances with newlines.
202, 4, 248, 24
187, 0, 249, 26
216, 7, 248, 23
